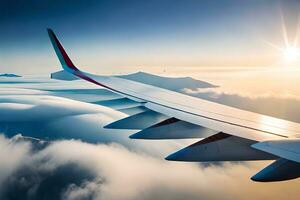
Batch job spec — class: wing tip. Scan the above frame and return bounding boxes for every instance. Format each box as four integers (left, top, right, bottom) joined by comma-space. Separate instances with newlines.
47, 28, 54, 35
47, 28, 79, 73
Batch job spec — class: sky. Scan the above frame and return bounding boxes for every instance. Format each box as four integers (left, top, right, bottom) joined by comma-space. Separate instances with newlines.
1, 0, 300, 75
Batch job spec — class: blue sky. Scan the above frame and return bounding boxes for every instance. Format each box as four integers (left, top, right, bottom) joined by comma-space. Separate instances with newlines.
0, 0, 300, 74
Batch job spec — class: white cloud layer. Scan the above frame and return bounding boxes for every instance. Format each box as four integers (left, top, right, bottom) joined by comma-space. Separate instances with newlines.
0, 135, 299, 200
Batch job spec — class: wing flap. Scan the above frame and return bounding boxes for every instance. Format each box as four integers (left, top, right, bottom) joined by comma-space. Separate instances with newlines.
166, 133, 276, 162
130, 118, 218, 139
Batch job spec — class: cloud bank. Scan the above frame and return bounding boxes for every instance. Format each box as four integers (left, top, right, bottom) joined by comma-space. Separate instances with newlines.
0, 135, 299, 200
183, 87, 300, 123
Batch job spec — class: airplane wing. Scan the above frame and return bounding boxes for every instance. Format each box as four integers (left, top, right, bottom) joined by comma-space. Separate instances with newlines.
47, 29, 300, 182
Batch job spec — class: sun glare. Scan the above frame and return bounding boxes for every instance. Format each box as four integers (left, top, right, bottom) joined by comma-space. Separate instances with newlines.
283, 47, 300, 61
263, 9, 300, 65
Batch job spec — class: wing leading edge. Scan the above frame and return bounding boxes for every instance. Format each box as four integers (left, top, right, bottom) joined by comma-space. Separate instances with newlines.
47, 29, 300, 182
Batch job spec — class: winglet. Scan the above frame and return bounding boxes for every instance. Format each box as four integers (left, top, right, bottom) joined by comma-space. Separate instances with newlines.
47, 28, 79, 73
47, 29, 120, 92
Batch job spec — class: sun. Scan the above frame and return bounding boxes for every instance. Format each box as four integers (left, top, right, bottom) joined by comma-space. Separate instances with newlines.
283, 47, 300, 62
262, 9, 300, 65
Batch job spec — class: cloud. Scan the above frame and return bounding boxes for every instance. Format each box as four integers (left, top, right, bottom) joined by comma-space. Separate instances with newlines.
0, 136, 299, 200
0, 135, 31, 185
182, 87, 300, 123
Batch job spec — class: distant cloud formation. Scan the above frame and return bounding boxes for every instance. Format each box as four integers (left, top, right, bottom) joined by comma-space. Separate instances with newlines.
183, 87, 300, 123
0, 135, 299, 200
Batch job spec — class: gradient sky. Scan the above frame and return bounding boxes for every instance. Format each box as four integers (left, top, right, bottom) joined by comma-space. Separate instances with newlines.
1, 0, 300, 75
1, 2, 300, 198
